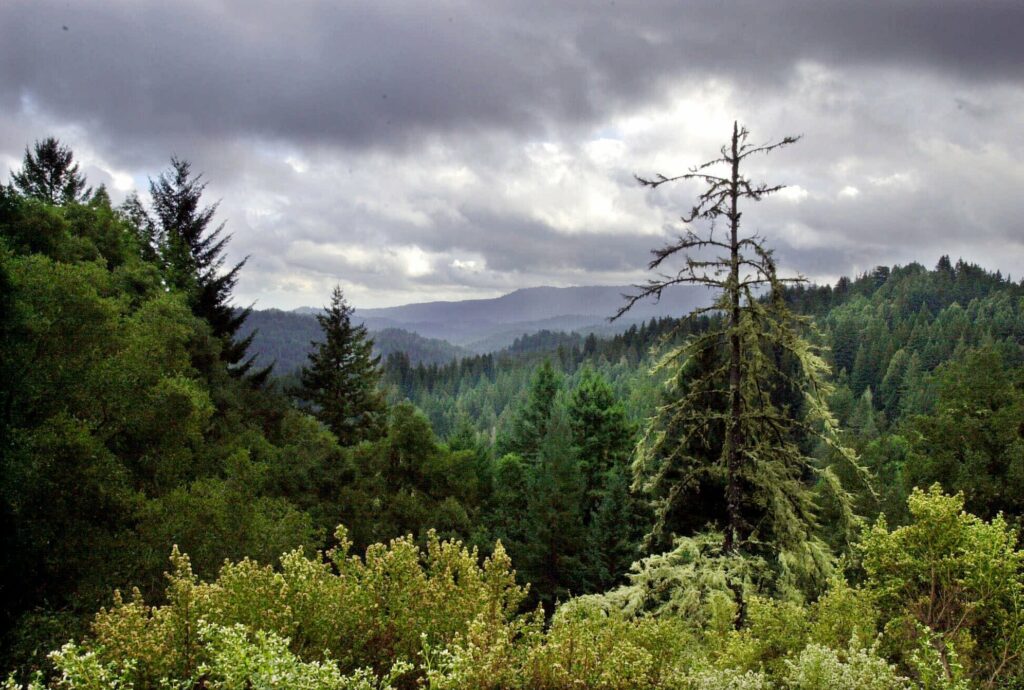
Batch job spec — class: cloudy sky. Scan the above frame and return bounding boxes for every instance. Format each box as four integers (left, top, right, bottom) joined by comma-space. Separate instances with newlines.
2, 1, 1023, 309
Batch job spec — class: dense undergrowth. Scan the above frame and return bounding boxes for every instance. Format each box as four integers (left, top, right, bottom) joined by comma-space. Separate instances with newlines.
7, 487, 1023, 689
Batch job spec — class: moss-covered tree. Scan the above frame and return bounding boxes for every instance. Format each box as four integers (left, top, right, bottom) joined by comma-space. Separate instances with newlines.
620, 122, 858, 604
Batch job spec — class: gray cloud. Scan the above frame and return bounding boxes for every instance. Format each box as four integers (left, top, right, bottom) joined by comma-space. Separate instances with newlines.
1, 1, 1023, 308
3, 1, 1022, 154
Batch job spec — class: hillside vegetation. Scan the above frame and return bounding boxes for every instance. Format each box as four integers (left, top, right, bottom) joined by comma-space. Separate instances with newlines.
3, 138, 1024, 689
241, 308, 472, 373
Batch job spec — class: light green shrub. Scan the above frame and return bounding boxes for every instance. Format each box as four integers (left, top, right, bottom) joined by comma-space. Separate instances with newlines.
785, 643, 911, 690
74, 528, 523, 688
679, 667, 769, 690
198, 623, 410, 690
861, 485, 1024, 686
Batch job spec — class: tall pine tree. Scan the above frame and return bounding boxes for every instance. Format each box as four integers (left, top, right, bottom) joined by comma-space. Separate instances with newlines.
523, 403, 590, 611
148, 157, 265, 380
502, 359, 560, 462
11, 137, 89, 205
567, 368, 645, 588
297, 286, 386, 446
567, 366, 636, 521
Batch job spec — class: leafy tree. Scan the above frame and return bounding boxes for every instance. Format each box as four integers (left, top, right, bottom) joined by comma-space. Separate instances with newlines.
148, 157, 264, 379
297, 286, 386, 446
347, 401, 483, 548
904, 345, 1024, 521
620, 122, 857, 601
137, 449, 316, 584
10, 138, 88, 205
0, 237, 212, 666
862, 485, 1024, 686
0, 163, 326, 674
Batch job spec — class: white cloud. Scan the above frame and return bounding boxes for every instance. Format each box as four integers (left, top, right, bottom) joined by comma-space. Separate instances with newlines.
398, 246, 433, 278
777, 185, 809, 203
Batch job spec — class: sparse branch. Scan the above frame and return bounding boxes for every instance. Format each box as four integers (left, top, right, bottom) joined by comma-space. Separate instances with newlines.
737, 135, 801, 160
635, 171, 727, 189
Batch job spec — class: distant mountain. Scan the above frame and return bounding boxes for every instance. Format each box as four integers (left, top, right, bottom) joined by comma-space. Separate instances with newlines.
240, 309, 472, 375
355, 284, 707, 324
248, 284, 709, 373
294, 284, 710, 351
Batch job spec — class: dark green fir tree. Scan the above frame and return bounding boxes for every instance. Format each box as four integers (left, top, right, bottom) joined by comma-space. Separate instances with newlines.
10, 137, 89, 205
297, 286, 386, 446
503, 359, 560, 462
567, 366, 636, 521
523, 403, 590, 611
148, 157, 265, 380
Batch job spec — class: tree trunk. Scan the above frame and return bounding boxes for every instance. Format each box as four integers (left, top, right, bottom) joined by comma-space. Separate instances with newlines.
724, 120, 747, 626
725, 120, 743, 555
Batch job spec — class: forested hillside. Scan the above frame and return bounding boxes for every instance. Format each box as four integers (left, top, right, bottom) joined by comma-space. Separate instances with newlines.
241, 308, 472, 373
4, 137, 1024, 689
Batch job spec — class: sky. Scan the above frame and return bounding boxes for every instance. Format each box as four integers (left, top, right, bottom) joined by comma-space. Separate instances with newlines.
2, 1, 1023, 309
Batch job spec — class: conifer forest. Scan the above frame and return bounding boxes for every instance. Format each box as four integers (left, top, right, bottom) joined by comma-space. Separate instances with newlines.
5, 126, 1024, 689
3, 3, 1024, 688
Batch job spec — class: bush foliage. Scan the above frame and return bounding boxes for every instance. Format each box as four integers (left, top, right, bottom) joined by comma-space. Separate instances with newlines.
7, 488, 1022, 689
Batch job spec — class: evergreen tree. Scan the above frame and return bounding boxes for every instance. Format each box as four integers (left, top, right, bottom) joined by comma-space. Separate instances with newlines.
848, 388, 880, 441
297, 286, 386, 446
446, 413, 494, 508
117, 191, 159, 263
620, 122, 858, 602
487, 452, 531, 565
567, 366, 636, 521
850, 318, 891, 396
904, 345, 1024, 521
878, 348, 911, 420
898, 351, 930, 417
523, 403, 590, 611
148, 157, 264, 379
590, 462, 645, 589
502, 360, 560, 462
10, 137, 89, 205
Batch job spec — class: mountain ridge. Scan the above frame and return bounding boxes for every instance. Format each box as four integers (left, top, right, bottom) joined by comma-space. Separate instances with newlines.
295, 283, 709, 327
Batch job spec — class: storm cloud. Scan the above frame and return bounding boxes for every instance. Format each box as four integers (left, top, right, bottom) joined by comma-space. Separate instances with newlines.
2, 0, 1023, 308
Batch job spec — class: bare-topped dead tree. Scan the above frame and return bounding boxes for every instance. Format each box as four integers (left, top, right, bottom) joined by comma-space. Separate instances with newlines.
619, 122, 859, 603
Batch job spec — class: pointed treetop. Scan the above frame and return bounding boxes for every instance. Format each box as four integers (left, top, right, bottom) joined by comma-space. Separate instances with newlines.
11, 137, 89, 205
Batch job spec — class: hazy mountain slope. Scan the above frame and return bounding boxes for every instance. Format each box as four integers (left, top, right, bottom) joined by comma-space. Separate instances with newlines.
354, 284, 708, 324
241, 309, 472, 374
251, 284, 710, 371
293, 284, 709, 347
